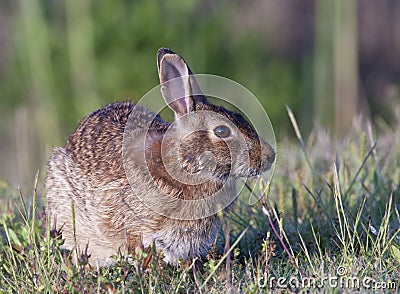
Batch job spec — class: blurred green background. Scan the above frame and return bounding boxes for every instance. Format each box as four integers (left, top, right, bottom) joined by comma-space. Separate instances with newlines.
0, 0, 399, 186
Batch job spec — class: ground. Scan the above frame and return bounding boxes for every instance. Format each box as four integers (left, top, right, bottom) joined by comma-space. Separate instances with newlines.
0, 115, 399, 293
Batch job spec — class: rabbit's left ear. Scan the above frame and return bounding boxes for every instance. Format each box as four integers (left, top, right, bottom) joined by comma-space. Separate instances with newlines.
157, 48, 206, 118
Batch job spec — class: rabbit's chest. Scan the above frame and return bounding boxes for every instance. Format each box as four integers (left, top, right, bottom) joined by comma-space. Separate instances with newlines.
141, 218, 220, 264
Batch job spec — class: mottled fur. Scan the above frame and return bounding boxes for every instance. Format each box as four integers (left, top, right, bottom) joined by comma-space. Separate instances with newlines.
46, 48, 275, 266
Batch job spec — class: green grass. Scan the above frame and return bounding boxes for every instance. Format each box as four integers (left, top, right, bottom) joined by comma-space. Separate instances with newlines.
0, 115, 399, 293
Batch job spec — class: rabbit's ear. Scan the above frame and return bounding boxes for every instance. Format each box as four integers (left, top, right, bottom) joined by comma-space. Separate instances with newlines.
157, 48, 206, 118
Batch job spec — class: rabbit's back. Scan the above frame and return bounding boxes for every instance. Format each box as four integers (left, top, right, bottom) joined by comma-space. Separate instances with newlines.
46, 102, 167, 264
66, 102, 152, 181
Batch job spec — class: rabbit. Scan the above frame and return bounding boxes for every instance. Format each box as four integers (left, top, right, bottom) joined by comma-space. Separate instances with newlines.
45, 48, 275, 266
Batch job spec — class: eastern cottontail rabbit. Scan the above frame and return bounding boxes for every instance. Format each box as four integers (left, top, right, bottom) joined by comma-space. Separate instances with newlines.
46, 48, 275, 266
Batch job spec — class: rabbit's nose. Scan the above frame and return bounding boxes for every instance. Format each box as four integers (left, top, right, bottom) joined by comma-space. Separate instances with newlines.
266, 146, 275, 164
262, 140, 275, 165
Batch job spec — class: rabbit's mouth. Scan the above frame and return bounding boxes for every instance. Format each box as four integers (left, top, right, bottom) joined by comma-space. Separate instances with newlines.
232, 166, 259, 179
235, 159, 274, 179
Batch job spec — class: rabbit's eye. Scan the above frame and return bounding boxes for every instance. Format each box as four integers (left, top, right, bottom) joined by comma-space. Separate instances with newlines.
213, 125, 231, 138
